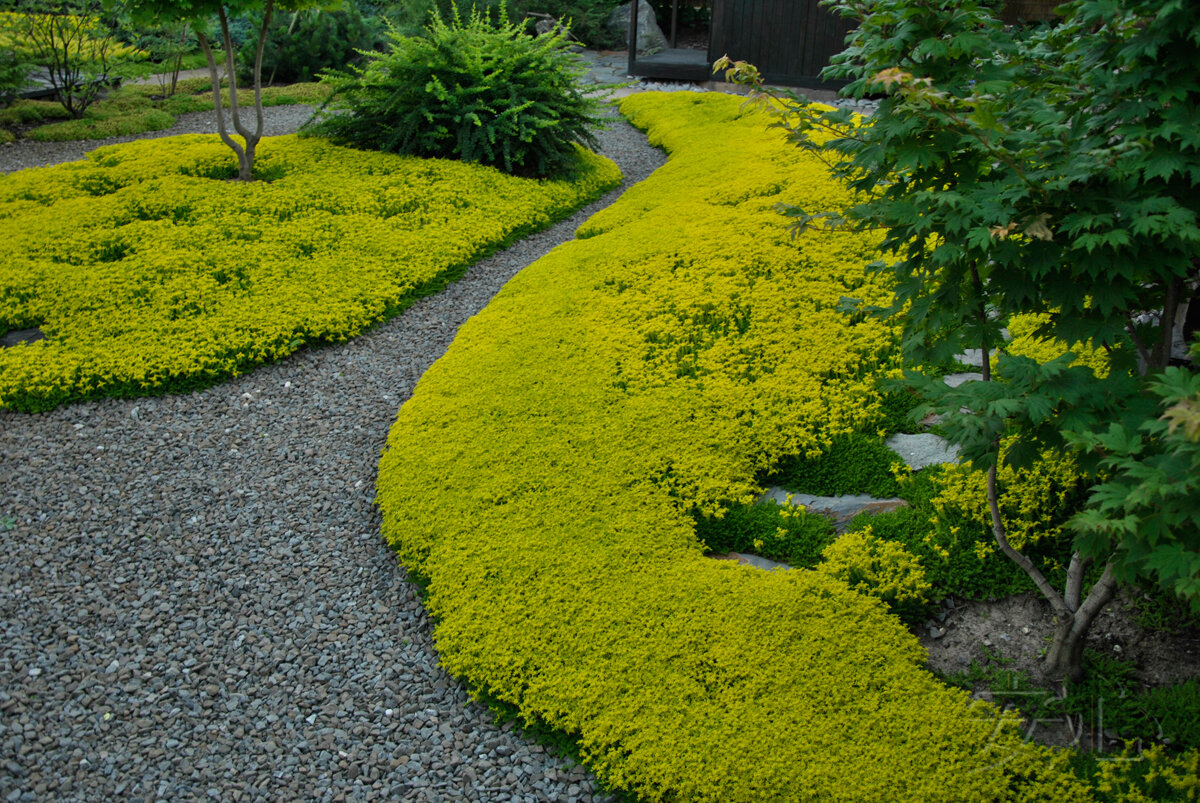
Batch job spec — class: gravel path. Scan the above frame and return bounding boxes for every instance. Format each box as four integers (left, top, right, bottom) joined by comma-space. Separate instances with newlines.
0, 109, 666, 801
0, 105, 321, 174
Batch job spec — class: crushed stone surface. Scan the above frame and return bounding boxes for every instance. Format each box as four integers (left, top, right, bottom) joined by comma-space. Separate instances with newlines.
0, 112, 665, 802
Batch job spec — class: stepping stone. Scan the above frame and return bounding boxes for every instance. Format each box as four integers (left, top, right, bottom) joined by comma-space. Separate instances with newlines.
886, 433, 960, 470
942, 372, 984, 388
956, 349, 985, 368
711, 551, 791, 571
1, 327, 45, 348
759, 488, 908, 532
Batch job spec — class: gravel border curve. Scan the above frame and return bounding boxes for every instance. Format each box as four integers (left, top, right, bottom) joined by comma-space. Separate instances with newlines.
0, 104, 323, 174
0, 111, 665, 802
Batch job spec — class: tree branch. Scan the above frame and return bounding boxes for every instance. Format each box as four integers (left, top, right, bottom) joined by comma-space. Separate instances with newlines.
988, 463, 1072, 620
196, 31, 245, 163
1064, 551, 1092, 612
1156, 275, 1183, 371
218, 8, 250, 140
1125, 320, 1153, 374
1064, 562, 1118, 643
251, 0, 275, 141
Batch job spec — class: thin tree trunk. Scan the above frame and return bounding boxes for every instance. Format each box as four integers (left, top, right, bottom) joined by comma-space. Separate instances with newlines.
964, 275, 1119, 681
1043, 563, 1119, 682
196, 31, 248, 177
215, 9, 255, 181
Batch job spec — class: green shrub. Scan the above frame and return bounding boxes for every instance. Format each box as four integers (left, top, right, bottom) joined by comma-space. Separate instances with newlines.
28, 108, 175, 141
693, 499, 836, 568
767, 431, 905, 498
236, 2, 382, 85
0, 133, 619, 411
308, 5, 606, 177
1138, 681, 1200, 749
877, 386, 924, 434
0, 99, 71, 126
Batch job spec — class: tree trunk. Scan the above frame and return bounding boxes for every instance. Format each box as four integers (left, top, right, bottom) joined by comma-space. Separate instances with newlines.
967, 306, 1121, 683
196, 31, 249, 179
1042, 562, 1118, 681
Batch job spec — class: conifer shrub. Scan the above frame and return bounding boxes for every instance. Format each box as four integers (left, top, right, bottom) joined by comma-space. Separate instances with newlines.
307, 4, 606, 177
236, 2, 382, 85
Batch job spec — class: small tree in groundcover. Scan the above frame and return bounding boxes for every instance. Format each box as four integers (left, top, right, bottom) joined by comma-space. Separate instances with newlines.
5, 0, 140, 118
721, 0, 1199, 681
123, 0, 333, 180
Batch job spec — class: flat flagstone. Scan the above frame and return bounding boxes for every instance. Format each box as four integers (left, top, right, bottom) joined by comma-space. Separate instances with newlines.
711, 551, 792, 571
759, 488, 909, 531
942, 372, 984, 388
886, 432, 961, 470
956, 349, 985, 368
1, 327, 44, 348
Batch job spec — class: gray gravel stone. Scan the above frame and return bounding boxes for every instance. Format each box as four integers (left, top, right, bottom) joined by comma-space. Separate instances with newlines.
0, 108, 663, 801
0, 104, 320, 174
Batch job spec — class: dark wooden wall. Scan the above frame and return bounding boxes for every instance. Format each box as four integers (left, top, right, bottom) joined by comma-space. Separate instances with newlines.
709, 0, 855, 87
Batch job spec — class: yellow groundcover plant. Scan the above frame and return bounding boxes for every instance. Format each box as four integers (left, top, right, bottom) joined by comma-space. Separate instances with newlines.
0, 135, 620, 411
376, 92, 1098, 800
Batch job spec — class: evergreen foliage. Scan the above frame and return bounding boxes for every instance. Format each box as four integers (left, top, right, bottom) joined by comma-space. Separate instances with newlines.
307, 4, 606, 177
236, 1, 380, 84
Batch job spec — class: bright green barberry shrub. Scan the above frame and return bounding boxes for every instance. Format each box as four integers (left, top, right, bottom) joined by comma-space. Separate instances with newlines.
0, 133, 619, 411
307, 4, 606, 178
374, 91, 1107, 801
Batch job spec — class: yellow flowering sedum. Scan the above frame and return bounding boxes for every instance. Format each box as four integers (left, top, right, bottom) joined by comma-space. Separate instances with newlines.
0, 135, 620, 411
375, 92, 1099, 800
818, 527, 931, 607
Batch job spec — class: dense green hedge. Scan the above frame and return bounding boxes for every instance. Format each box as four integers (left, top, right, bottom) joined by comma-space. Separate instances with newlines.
0, 134, 620, 411
375, 91, 1121, 800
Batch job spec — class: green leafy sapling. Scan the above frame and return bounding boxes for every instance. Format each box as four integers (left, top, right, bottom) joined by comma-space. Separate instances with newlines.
5, 0, 142, 118
121, 0, 336, 180
719, 0, 1200, 681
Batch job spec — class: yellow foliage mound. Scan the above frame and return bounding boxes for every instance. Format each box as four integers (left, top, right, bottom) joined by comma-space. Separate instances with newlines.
376, 92, 1093, 800
0, 135, 620, 411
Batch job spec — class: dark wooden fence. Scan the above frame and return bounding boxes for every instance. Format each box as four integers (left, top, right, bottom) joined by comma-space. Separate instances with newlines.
708, 0, 855, 87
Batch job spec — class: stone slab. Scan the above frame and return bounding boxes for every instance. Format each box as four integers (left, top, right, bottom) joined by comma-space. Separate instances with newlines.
943, 372, 984, 388
759, 488, 909, 531
718, 551, 791, 572
885, 433, 960, 470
